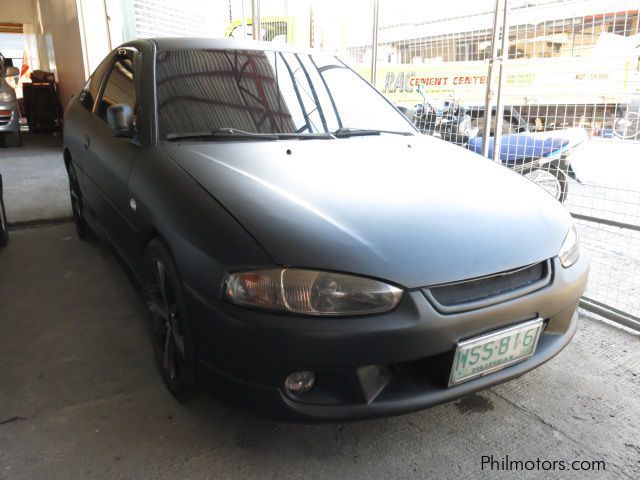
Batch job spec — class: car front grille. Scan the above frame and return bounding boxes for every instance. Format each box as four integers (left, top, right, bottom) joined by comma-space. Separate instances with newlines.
0, 109, 12, 126
423, 260, 551, 313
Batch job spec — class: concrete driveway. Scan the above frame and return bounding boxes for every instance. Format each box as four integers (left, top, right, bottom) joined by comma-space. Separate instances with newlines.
0, 133, 70, 225
1, 223, 638, 480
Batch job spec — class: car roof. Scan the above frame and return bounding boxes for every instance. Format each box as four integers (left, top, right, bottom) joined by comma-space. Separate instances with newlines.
134, 37, 322, 56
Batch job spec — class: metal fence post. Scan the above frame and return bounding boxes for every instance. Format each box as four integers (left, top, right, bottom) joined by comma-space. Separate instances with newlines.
241, 0, 247, 39
492, 0, 510, 163
371, 0, 380, 85
482, 0, 505, 158
251, 0, 261, 41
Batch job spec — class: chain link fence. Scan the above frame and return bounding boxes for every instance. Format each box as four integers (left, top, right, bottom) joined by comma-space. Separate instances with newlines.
115, 0, 640, 329
496, 1, 640, 328
348, 0, 639, 328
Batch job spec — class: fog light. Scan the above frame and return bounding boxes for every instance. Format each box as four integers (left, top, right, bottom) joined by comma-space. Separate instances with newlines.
284, 370, 316, 394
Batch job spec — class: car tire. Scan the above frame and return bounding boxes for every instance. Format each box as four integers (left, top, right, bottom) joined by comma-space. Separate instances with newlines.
3, 131, 22, 148
0, 175, 8, 248
143, 239, 197, 401
66, 162, 93, 240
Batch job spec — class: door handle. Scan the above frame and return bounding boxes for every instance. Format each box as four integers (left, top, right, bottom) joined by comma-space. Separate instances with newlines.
82, 134, 91, 150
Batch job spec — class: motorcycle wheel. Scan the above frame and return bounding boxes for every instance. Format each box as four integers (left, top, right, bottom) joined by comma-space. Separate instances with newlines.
523, 164, 568, 204
612, 112, 640, 140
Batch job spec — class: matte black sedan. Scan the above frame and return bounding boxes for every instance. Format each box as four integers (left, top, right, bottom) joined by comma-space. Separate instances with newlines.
63, 38, 588, 421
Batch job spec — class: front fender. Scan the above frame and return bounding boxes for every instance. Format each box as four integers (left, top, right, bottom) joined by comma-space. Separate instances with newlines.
127, 147, 274, 303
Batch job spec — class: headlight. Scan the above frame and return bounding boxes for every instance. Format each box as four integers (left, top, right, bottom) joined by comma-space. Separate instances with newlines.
558, 225, 580, 268
0, 92, 12, 102
224, 268, 403, 316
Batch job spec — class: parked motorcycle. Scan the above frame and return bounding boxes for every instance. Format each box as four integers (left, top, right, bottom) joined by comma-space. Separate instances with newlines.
412, 96, 586, 203
612, 97, 640, 140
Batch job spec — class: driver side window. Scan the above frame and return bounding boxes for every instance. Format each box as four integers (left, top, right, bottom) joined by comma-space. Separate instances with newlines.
95, 53, 137, 123
79, 55, 112, 111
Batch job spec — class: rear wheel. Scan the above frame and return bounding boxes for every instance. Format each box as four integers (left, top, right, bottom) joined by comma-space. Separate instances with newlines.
0, 175, 8, 247
143, 239, 197, 400
523, 163, 568, 204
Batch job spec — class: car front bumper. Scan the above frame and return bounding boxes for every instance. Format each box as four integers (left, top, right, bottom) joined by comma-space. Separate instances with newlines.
186, 255, 588, 421
0, 101, 20, 133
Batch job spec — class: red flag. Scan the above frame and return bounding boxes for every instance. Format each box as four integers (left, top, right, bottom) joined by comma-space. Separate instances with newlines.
20, 50, 30, 80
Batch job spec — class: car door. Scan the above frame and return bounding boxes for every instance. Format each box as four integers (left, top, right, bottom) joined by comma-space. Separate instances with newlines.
82, 47, 141, 262
66, 52, 113, 214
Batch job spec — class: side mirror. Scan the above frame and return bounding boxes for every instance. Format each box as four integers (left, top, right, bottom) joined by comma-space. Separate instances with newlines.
396, 105, 415, 123
4, 66, 19, 77
106, 104, 134, 137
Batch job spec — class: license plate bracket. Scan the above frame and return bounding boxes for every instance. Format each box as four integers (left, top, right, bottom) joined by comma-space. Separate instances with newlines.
449, 318, 543, 387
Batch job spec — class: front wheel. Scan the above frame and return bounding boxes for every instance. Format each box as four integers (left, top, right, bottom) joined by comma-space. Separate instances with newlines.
522, 163, 568, 204
66, 162, 93, 240
143, 239, 197, 400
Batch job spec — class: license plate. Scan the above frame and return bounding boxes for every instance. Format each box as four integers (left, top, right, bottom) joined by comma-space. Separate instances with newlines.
449, 318, 543, 387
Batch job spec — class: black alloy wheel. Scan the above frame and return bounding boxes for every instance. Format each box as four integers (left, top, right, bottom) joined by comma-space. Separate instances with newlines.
143, 239, 196, 400
66, 162, 91, 239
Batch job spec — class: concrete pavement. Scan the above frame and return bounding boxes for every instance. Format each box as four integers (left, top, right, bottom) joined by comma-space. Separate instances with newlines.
0, 223, 638, 480
0, 133, 70, 225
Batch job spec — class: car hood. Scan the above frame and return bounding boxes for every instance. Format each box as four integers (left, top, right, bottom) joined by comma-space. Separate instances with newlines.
163, 135, 572, 288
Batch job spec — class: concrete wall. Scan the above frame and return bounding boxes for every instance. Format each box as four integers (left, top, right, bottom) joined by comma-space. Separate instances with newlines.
0, 0, 113, 109
76, 0, 112, 76
0, 0, 35, 23
0, 0, 39, 70
32, 0, 87, 108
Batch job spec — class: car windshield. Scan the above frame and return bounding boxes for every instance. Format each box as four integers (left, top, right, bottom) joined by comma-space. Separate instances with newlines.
155, 48, 416, 140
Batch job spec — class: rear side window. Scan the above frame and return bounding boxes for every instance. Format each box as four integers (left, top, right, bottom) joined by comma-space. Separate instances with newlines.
79, 56, 112, 111
96, 55, 137, 121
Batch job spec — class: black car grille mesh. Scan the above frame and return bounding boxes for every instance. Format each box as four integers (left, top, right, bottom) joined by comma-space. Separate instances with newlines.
424, 260, 551, 313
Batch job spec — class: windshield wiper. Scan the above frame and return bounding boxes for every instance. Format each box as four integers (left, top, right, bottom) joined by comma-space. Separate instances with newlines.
166, 127, 414, 142
166, 128, 333, 141
332, 128, 415, 138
